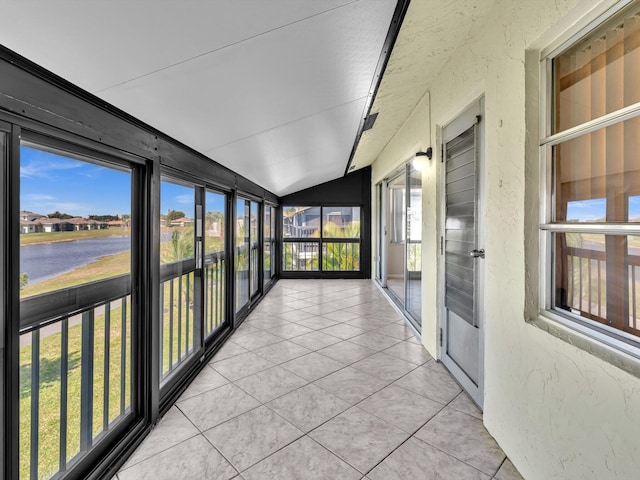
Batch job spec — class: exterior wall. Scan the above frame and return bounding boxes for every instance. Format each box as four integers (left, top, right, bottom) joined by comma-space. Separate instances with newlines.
371, 90, 437, 353
371, 0, 640, 478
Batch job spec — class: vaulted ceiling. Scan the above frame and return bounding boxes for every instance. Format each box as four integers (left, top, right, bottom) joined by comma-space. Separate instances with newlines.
0, 0, 396, 195
0, 0, 494, 196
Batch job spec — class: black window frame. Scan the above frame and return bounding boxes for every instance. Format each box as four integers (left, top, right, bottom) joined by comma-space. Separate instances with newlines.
281, 205, 363, 277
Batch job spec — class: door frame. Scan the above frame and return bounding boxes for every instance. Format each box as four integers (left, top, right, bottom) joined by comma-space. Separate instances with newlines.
439, 97, 486, 408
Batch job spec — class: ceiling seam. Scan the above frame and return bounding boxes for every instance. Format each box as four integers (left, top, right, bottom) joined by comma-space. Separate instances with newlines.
93, 0, 361, 95
202, 96, 368, 154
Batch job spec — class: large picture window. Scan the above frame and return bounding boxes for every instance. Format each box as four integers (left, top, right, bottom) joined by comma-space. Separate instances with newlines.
283, 206, 360, 272
19, 140, 134, 480
541, 2, 640, 353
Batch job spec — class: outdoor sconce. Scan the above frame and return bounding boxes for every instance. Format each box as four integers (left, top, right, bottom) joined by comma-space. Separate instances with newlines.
413, 147, 432, 171
415, 147, 432, 159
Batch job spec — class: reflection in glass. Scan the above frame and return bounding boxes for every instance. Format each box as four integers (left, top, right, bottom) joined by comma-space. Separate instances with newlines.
554, 232, 640, 338
250, 202, 259, 296
235, 199, 249, 311
386, 174, 406, 302
406, 163, 422, 322
554, 118, 640, 223
160, 181, 195, 264
322, 207, 360, 238
283, 206, 320, 238
204, 191, 225, 254
566, 198, 606, 222
264, 206, 272, 286
204, 190, 226, 337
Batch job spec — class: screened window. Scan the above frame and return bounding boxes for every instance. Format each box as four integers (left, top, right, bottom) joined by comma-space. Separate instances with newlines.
283, 206, 360, 272
542, 3, 640, 351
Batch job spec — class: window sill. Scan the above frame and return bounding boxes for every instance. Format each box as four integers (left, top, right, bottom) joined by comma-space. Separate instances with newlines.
528, 311, 640, 380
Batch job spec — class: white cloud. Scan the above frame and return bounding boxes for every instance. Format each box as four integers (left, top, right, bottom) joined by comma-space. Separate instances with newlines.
23, 193, 55, 201
176, 194, 193, 205
20, 161, 83, 179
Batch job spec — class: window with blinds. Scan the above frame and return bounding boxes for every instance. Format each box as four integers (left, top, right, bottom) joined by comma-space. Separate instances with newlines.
542, 2, 640, 351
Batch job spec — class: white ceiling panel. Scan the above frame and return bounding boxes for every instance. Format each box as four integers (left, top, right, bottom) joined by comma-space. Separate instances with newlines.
0, 0, 398, 196
0, 0, 354, 93
96, 0, 395, 152
206, 98, 367, 195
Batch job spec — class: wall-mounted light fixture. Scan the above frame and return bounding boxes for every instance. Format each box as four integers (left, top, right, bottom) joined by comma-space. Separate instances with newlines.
413, 147, 432, 172
415, 147, 432, 159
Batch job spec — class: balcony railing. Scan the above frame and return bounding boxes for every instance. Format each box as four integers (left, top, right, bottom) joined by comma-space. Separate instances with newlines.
160, 260, 195, 382
322, 242, 360, 271
565, 246, 606, 320
564, 246, 640, 334
19, 276, 132, 480
283, 241, 319, 271
204, 251, 225, 339
250, 241, 259, 296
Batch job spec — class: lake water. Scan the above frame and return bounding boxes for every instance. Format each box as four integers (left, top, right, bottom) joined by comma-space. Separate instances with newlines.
20, 236, 131, 285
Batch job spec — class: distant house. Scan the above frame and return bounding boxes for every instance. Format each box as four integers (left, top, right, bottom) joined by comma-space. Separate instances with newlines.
39, 217, 74, 233
87, 219, 107, 230
19, 211, 46, 222
68, 217, 88, 231
19, 211, 115, 233
20, 219, 43, 234
170, 217, 194, 227
107, 220, 124, 228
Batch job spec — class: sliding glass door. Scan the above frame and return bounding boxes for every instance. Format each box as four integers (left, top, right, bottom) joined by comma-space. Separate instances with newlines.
235, 197, 261, 313
406, 163, 422, 320
159, 179, 197, 384
379, 161, 423, 330
264, 205, 276, 287
204, 190, 226, 340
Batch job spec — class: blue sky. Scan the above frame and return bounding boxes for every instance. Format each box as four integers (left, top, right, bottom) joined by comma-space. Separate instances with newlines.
162, 182, 225, 217
566, 197, 640, 221
20, 146, 131, 217
20, 145, 225, 217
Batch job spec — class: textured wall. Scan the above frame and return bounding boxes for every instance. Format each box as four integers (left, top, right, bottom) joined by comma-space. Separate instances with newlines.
370, 91, 437, 354
371, 0, 640, 478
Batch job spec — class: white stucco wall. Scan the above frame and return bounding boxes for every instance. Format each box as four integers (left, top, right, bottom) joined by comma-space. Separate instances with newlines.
370, 0, 640, 478
370, 91, 438, 354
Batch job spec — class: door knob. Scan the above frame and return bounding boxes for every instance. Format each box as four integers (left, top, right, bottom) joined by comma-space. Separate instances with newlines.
469, 249, 485, 258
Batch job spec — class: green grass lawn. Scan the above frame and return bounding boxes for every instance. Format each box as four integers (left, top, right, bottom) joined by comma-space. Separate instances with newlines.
20, 261, 227, 480
20, 302, 131, 480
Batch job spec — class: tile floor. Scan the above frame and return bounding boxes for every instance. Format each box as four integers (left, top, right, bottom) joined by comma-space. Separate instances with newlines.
116, 279, 523, 480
